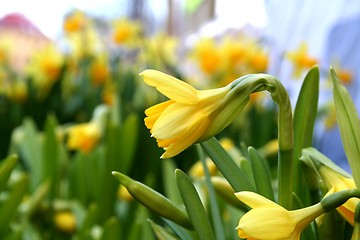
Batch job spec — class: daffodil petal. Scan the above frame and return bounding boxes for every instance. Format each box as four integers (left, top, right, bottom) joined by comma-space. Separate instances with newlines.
235, 191, 280, 208
140, 69, 199, 104
145, 100, 174, 117
161, 118, 209, 158
144, 100, 174, 129
151, 102, 203, 139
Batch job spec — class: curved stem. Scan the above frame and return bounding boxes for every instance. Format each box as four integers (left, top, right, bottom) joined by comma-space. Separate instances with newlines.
231, 74, 294, 209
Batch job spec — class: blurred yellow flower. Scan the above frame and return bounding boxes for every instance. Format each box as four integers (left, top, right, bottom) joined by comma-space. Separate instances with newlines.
53, 211, 76, 234
189, 159, 217, 178
235, 191, 324, 240
323, 102, 337, 129
112, 18, 141, 46
336, 68, 352, 85
9, 79, 27, 103
63, 10, 88, 34
192, 38, 222, 75
102, 81, 117, 106
26, 43, 64, 99
139, 32, 178, 69
221, 37, 247, 69
90, 54, 110, 86
141, 69, 249, 158
286, 42, 318, 78
319, 165, 359, 226
248, 47, 268, 73
67, 122, 101, 153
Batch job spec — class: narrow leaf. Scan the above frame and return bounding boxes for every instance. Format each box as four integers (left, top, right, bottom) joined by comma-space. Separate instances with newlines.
293, 66, 319, 196
200, 137, 256, 192
0, 173, 29, 234
175, 169, 216, 240
331, 68, 360, 188
0, 154, 18, 192
248, 146, 274, 201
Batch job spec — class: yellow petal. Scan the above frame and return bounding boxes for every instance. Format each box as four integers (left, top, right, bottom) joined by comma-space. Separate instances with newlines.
235, 191, 280, 208
140, 70, 199, 104
145, 100, 174, 117
237, 208, 294, 239
144, 100, 174, 129
161, 117, 209, 158
151, 102, 202, 139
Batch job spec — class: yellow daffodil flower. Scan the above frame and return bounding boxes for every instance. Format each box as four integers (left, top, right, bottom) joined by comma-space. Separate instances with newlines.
235, 191, 325, 240
189, 159, 217, 178
66, 105, 109, 153
63, 10, 88, 34
286, 42, 318, 78
139, 32, 178, 69
53, 211, 76, 234
247, 46, 269, 73
319, 165, 359, 225
89, 54, 110, 86
66, 122, 101, 153
112, 18, 141, 46
26, 43, 64, 99
191, 38, 222, 75
140, 69, 250, 158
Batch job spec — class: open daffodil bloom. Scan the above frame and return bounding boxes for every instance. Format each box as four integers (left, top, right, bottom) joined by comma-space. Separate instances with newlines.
235, 191, 324, 240
140, 69, 250, 158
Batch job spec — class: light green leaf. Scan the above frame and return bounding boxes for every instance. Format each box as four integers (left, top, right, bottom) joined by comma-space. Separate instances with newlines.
331, 68, 360, 188
0, 173, 29, 234
0, 154, 18, 192
148, 219, 178, 240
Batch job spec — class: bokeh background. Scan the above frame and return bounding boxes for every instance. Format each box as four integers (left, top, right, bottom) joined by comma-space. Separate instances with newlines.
0, 0, 360, 239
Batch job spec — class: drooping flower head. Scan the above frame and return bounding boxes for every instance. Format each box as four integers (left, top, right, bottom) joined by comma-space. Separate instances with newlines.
235, 191, 325, 240
140, 70, 252, 158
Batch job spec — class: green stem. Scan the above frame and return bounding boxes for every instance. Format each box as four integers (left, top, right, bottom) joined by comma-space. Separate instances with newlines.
233, 74, 294, 208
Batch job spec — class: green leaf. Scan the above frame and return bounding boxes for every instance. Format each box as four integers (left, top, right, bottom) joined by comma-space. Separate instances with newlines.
196, 145, 225, 240
118, 114, 139, 173
42, 115, 61, 199
331, 68, 360, 187
112, 171, 192, 229
162, 159, 182, 205
175, 169, 216, 240
0, 154, 18, 192
292, 66, 319, 204
21, 118, 43, 189
248, 146, 274, 201
148, 219, 178, 240
162, 219, 193, 240
76, 203, 98, 239
101, 217, 121, 240
301, 147, 352, 179
0, 173, 29, 234
200, 137, 256, 192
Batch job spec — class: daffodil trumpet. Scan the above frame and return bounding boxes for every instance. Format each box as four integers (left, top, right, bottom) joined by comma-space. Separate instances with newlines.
140, 69, 293, 209
235, 189, 360, 240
